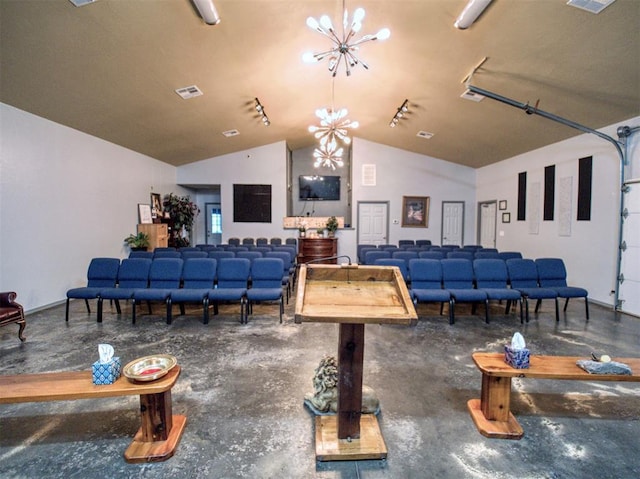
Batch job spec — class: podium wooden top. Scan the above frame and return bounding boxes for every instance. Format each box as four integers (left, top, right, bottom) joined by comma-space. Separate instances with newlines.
294, 264, 417, 325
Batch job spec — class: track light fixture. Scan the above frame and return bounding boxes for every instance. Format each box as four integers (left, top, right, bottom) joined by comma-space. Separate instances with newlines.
254, 98, 270, 126
302, 4, 390, 77
454, 0, 492, 29
193, 0, 221, 25
389, 99, 409, 128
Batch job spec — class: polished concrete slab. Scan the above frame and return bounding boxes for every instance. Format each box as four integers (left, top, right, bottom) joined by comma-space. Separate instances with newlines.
1, 295, 639, 479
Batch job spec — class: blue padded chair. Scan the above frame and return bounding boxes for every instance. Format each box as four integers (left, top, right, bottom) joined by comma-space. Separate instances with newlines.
270, 237, 282, 246
178, 247, 200, 253
506, 259, 559, 322
252, 246, 272, 255
132, 258, 184, 324
181, 250, 208, 260
374, 258, 410, 284
227, 246, 249, 254
498, 251, 523, 261
198, 245, 218, 252
153, 250, 181, 259
474, 251, 501, 259
477, 248, 498, 253
364, 250, 391, 265
408, 259, 452, 322
357, 245, 377, 263
242, 237, 255, 246
447, 251, 474, 261
285, 237, 298, 247
154, 247, 176, 252
169, 258, 217, 324
441, 258, 489, 324
273, 245, 298, 285
265, 251, 293, 303
398, 240, 415, 248
97, 258, 152, 322
237, 251, 264, 265
129, 251, 153, 259
392, 250, 419, 266
535, 258, 589, 319
66, 258, 120, 322
208, 258, 251, 323
246, 258, 285, 324
208, 250, 235, 262
228, 237, 241, 246
419, 251, 445, 260
256, 237, 269, 246
462, 245, 482, 251
415, 240, 432, 247
473, 259, 524, 323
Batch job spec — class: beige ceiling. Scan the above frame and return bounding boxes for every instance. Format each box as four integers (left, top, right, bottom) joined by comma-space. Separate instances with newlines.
1, 0, 639, 168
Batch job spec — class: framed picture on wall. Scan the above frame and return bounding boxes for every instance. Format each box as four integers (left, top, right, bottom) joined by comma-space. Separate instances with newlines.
502, 212, 511, 223
499, 200, 507, 210
150, 192, 162, 218
138, 204, 153, 224
402, 196, 429, 227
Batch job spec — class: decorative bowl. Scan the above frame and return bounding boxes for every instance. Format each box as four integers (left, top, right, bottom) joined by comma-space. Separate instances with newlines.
123, 354, 177, 382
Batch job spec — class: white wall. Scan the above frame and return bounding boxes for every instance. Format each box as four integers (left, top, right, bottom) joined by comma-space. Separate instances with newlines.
0, 103, 179, 311
476, 116, 640, 306
176, 142, 290, 243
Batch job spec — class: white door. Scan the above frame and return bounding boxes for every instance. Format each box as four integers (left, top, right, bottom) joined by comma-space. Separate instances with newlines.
619, 179, 640, 316
205, 202, 222, 245
441, 201, 464, 246
478, 201, 497, 248
358, 202, 388, 245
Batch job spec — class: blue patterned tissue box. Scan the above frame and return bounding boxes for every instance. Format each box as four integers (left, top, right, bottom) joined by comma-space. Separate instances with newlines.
92, 357, 121, 385
504, 346, 530, 369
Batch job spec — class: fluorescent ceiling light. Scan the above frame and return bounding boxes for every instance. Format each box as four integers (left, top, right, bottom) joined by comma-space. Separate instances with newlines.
454, 0, 493, 29
193, 0, 221, 25
68, 0, 98, 6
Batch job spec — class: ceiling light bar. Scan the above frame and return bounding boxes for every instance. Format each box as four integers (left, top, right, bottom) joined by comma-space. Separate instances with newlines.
254, 98, 270, 126
389, 99, 409, 128
454, 0, 492, 29
193, 0, 221, 25
302, 7, 390, 77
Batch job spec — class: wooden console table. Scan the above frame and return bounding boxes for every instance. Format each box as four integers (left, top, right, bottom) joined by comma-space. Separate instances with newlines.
468, 352, 640, 440
298, 238, 338, 264
295, 264, 417, 461
0, 366, 185, 463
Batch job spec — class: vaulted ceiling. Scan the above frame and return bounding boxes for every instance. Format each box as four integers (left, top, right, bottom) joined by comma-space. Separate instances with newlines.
1, 0, 638, 168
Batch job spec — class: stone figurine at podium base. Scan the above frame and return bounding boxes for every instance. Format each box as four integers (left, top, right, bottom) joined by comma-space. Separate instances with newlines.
304, 356, 380, 415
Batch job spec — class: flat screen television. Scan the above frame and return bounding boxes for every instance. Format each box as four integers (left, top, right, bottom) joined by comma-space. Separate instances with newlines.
299, 175, 341, 201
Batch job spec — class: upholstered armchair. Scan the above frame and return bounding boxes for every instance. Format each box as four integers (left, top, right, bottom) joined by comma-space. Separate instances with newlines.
0, 291, 26, 341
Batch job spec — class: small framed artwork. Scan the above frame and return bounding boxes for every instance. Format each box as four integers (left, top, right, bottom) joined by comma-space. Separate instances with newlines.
502, 212, 511, 223
150, 193, 162, 218
138, 204, 153, 224
402, 196, 430, 228
499, 200, 507, 210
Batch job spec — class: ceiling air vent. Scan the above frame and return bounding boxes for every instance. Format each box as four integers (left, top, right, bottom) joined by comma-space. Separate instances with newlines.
566, 0, 616, 14
222, 129, 240, 138
416, 131, 434, 140
175, 85, 203, 100
460, 89, 485, 102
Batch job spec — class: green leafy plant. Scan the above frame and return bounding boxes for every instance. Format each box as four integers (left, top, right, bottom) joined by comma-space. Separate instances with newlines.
124, 232, 150, 249
326, 216, 339, 235
163, 193, 200, 247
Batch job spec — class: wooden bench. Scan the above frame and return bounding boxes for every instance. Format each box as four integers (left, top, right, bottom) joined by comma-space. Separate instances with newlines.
467, 352, 640, 440
0, 366, 186, 463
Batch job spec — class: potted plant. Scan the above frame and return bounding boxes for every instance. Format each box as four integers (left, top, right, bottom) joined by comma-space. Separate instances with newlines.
316, 227, 326, 238
124, 232, 150, 251
298, 225, 306, 238
163, 193, 200, 247
326, 216, 339, 237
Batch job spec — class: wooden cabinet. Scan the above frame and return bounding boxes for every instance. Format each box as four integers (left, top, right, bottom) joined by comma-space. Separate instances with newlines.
298, 238, 338, 264
137, 224, 168, 250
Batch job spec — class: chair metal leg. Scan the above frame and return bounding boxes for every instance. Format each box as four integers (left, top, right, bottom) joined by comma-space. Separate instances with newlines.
280, 298, 284, 323
554, 298, 559, 322
114, 299, 122, 314
484, 300, 490, 324
166, 299, 173, 325
449, 299, 455, 325
65, 299, 71, 322
97, 298, 103, 323
535, 298, 542, 313
203, 298, 210, 325
84, 299, 91, 313
585, 298, 590, 320
132, 300, 137, 324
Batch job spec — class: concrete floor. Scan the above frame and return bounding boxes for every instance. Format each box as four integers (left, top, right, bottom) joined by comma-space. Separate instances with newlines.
1, 292, 639, 479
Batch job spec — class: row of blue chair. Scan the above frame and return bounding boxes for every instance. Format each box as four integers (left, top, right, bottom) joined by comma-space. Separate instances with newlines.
357, 244, 502, 263
362, 249, 522, 265
66, 257, 287, 325
398, 258, 588, 325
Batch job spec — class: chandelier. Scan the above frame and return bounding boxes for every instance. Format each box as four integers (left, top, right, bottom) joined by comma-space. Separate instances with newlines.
302, 5, 390, 77
313, 137, 344, 170
308, 107, 359, 147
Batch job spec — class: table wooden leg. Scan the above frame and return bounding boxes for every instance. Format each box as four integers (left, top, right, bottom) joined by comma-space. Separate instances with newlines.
467, 373, 523, 439
124, 390, 187, 463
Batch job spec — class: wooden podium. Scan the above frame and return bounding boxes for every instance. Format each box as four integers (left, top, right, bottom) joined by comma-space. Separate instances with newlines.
295, 264, 417, 461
